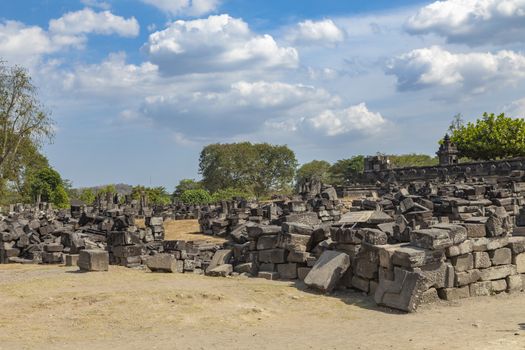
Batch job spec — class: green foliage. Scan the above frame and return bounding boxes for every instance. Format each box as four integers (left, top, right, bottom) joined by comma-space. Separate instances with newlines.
173, 179, 202, 199
212, 187, 253, 201
99, 184, 116, 195
388, 154, 438, 168
296, 160, 331, 184
450, 112, 525, 160
79, 188, 96, 205
179, 189, 213, 204
328, 156, 365, 185
131, 185, 171, 205
199, 142, 297, 198
28, 167, 69, 207
0, 61, 54, 198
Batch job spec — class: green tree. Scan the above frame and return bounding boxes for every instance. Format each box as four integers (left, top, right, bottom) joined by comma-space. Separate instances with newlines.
449, 112, 525, 160
173, 179, 202, 199
388, 154, 438, 168
328, 156, 365, 185
212, 187, 253, 201
296, 160, 331, 184
199, 142, 297, 198
0, 62, 54, 183
131, 185, 171, 205
179, 189, 213, 204
28, 167, 69, 208
79, 188, 96, 205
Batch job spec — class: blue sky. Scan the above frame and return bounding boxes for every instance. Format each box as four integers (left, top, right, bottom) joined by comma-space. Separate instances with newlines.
1, 0, 524, 189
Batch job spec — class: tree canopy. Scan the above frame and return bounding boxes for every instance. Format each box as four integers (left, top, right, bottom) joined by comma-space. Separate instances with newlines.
450, 112, 525, 160
329, 156, 365, 185
296, 160, 331, 184
199, 142, 297, 198
28, 167, 69, 208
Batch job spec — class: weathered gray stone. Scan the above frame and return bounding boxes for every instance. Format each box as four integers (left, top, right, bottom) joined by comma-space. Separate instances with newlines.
507, 237, 525, 254
207, 264, 233, 277
234, 262, 254, 274
208, 249, 233, 271
258, 271, 280, 280
473, 251, 491, 269
432, 223, 467, 244
147, 254, 181, 273
277, 263, 298, 280
479, 265, 516, 281
450, 253, 474, 272
413, 262, 451, 289
64, 254, 79, 267
392, 246, 444, 268
374, 267, 426, 312
471, 237, 509, 251
470, 281, 492, 297
445, 240, 473, 257
276, 233, 310, 252
258, 249, 287, 264
506, 275, 523, 293
297, 267, 311, 281
488, 248, 511, 266
437, 286, 470, 300
247, 225, 281, 239
78, 250, 108, 272
304, 250, 350, 293
351, 275, 369, 292
282, 222, 314, 235
513, 253, 525, 273
420, 288, 440, 304
256, 235, 278, 250
491, 279, 507, 292
462, 223, 486, 238
362, 228, 388, 245
410, 228, 453, 250
455, 269, 481, 287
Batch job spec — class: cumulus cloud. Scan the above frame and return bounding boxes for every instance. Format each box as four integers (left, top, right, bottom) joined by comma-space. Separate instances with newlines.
49, 8, 139, 37
286, 19, 345, 46
386, 46, 525, 94
141, 0, 220, 16
142, 14, 298, 76
308, 103, 387, 136
406, 0, 525, 45
504, 97, 525, 117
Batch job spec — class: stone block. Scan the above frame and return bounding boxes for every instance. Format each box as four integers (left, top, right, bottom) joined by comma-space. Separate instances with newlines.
410, 229, 453, 250
258, 271, 280, 280
455, 269, 481, 287
78, 250, 108, 272
432, 223, 467, 244
64, 254, 79, 267
374, 267, 426, 312
413, 262, 450, 289
507, 237, 525, 255
207, 264, 233, 277
392, 246, 444, 268
287, 250, 311, 263
473, 252, 491, 269
470, 281, 492, 297
362, 228, 388, 246
506, 275, 523, 293
450, 253, 473, 272
479, 265, 516, 281
488, 248, 511, 266
42, 252, 62, 264
247, 225, 281, 239
259, 263, 275, 272
277, 263, 298, 280
420, 288, 440, 304
282, 222, 313, 235
208, 249, 233, 271
472, 237, 509, 252
351, 275, 369, 293
437, 286, 470, 300
112, 245, 142, 258
258, 249, 287, 264
512, 252, 525, 273
44, 243, 63, 253
297, 267, 311, 281
445, 240, 473, 258
304, 250, 350, 293
461, 223, 486, 238
234, 262, 254, 274
491, 279, 507, 293
146, 254, 180, 273
276, 233, 310, 252
256, 235, 278, 250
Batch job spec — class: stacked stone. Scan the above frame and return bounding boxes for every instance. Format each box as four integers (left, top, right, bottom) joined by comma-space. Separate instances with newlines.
158, 240, 223, 275
145, 216, 165, 241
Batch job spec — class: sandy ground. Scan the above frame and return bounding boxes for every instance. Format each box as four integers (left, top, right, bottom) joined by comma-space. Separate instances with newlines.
0, 264, 524, 350
0, 220, 524, 349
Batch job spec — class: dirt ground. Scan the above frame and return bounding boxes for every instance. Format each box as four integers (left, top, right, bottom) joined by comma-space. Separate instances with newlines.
0, 220, 524, 349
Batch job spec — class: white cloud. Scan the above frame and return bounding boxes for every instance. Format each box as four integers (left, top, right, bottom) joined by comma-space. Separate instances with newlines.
287, 19, 345, 46
141, 0, 220, 16
504, 97, 525, 117
142, 14, 298, 76
49, 8, 139, 37
308, 103, 387, 136
386, 46, 525, 94
406, 0, 525, 45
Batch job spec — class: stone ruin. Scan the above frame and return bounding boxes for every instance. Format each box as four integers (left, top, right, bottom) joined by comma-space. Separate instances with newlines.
2, 167, 525, 312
